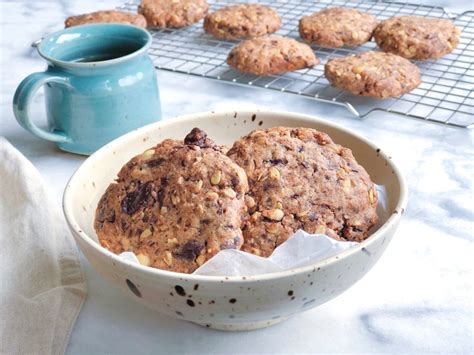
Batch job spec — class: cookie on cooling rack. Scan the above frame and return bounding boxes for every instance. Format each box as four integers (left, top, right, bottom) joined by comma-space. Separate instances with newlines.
299, 7, 378, 48
95, 128, 249, 274
65, 10, 147, 28
138, 0, 208, 28
324, 51, 421, 98
226, 35, 319, 76
203, 4, 281, 40
374, 16, 461, 60
227, 127, 378, 257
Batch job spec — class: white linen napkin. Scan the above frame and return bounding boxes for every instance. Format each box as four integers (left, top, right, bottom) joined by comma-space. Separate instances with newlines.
0, 138, 87, 355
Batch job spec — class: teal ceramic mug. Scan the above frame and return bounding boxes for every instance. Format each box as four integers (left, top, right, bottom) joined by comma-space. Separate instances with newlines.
13, 24, 161, 155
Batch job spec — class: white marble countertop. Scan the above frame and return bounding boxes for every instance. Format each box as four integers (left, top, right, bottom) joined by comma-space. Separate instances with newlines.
1, 1, 473, 353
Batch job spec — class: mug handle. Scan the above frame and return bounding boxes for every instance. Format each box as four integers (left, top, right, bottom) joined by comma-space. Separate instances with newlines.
13, 72, 72, 143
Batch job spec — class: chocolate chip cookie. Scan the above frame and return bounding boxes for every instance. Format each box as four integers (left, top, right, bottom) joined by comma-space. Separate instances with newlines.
138, 0, 208, 28
95, 128, 248, 273
65, 10, 147, 28
204, 4, 281, 40
374, 16, 461, 60
325, 51, 421, 98
227, 35, 319, 76
227, 127, 378, 257
299, 7, 378, 48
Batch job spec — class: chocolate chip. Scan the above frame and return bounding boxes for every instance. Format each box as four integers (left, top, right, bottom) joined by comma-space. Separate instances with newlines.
96, 207, 115, 223
229, 298, 237, 304
179, 240, 204, 261
147, 158, 165, 167
251, 114, 257, 122
157, 177, 167, 208
264, 158, 288, 165
184, 128, 214, 148
121, 182, 152, 215
233, 236, 241, 245
231, 176, 239, 189
194, 284, 199, 291
288, 290, 294, 296
187, 299, 195, 307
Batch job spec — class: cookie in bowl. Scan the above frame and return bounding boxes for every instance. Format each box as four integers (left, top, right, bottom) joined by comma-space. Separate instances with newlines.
204, 3, 281, 40
65, 10, 147, 28
227, 127, 378, 257
299, 7, 378, 48
324, 51, 421, 98
373, 16, 461, 60
227, 35, 319, 76
95, 128, 248, 273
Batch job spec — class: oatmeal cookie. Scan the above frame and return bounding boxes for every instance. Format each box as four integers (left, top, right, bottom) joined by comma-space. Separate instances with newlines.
299, 7, 378, 48
65, 10, 147, 28
227, 127, 378, 257
374, 16, 461, 60
204, 4, 281, 40
325, 51, 421, 98
227, 35, 319, 76
95, 128, 248, 273
138, 0, 208, 28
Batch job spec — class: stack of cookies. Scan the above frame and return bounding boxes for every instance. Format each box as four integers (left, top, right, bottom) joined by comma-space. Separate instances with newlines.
95, 127, 378, 273
65, 2, 461, 100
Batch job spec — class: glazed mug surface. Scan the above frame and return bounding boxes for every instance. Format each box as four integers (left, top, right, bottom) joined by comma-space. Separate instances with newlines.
13, 24, 161, 155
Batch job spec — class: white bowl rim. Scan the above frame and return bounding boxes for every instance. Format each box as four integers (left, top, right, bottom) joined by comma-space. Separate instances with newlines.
63, 109, 408, 283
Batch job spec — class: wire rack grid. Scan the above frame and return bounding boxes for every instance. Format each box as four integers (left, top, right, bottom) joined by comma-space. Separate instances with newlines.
118, 0, 474, 128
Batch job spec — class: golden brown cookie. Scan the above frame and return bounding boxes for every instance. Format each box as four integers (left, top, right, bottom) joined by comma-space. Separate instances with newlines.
138, 0, 208, 28
374, 16, 461, 60
227, 127, 378, 257
65, 10, 147, 28
325, 51, 421, 98
204, 4, 281, 40
299, 7, 378, 48
227, 35, 319, 76
95, 128, 248, 274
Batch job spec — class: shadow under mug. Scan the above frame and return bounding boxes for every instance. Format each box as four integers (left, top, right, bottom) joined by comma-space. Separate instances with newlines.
13, 24, 161, 155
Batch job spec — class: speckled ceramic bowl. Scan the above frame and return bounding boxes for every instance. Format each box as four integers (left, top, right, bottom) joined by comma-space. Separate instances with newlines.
63, 110, 407, 331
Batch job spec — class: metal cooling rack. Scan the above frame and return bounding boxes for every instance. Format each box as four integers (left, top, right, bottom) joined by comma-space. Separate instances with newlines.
119, 0, 474, 128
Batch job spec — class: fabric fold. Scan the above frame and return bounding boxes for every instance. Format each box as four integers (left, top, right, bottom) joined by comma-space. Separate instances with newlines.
0, 137, 87, 355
